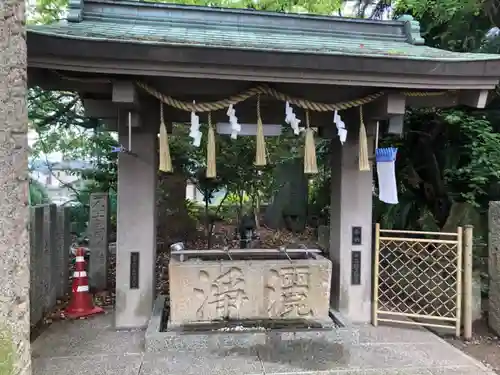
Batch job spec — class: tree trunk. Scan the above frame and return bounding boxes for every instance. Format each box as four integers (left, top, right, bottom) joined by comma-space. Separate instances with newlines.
0, 0, 31, 373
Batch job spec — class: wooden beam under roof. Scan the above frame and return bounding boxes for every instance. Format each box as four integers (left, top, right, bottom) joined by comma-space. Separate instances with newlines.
112, 81, 139, 109
459, 89, 489, 109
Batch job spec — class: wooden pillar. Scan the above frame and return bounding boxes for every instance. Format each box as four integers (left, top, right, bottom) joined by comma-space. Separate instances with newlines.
463, 225, 473, 340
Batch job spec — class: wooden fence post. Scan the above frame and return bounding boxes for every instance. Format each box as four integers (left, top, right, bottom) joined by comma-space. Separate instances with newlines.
456, 226, 463, 338
372, 223, 380, 327
463, 225, 474, 340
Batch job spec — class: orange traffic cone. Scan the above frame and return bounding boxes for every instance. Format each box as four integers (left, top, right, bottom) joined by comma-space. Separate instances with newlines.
65, 247, 104, 319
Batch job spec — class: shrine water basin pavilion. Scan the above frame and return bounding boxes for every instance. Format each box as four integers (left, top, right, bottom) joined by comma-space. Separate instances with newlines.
27, 0, 500, 329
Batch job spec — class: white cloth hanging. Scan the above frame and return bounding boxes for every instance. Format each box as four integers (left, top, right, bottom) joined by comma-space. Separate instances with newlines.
285, 101, 302, 135
376, 147, 398, 204
333, 110, 347, 144
227, 104, 240, 139
189, 111, 202, 147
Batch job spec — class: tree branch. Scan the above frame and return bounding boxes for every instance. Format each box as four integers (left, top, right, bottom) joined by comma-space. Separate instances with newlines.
33, 97, 79, 130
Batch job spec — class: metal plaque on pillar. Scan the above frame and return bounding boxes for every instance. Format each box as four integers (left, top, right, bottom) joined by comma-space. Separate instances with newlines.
352, 226, 362, 245
351, 251, 361, 285
130, 252, 140, 289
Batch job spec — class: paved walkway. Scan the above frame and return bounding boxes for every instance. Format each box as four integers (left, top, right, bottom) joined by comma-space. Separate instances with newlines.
32, 311, 495, 375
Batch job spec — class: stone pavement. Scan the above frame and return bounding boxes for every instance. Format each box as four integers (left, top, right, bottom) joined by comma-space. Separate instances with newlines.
32, 311, 496, 375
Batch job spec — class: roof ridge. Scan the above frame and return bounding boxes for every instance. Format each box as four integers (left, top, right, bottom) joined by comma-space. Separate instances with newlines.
67, 0, 83, 22
397, 15, 424, 46
67, 0, 420, 44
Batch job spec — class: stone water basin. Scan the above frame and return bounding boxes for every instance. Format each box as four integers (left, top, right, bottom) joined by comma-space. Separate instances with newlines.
168, 249, 332, 326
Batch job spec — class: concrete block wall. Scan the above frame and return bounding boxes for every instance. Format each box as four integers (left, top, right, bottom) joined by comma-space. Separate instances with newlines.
29, 204, 71, 326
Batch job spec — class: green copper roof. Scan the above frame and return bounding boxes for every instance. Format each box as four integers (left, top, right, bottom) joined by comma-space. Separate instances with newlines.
27, 0, 500, 62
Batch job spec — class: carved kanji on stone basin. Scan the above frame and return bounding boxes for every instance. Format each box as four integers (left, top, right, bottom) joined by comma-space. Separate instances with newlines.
168, 250, 332, 326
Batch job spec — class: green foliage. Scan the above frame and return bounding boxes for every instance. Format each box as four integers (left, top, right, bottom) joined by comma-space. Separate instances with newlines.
394, 0, 492, 51
373, 108, 500, 233
443, 110, 500, 205
368, 0, 500, 239
29, 178, 49, 206
140, 0, 343, 14
185, 199, 200, 219
226, 192, 250, 205
28, 86, 119, 236
29, 0, 67, 24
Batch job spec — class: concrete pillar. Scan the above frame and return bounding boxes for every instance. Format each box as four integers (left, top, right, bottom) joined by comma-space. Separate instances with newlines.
55, 206, 71, 297
115, 131, 157, 329
43, 204, 57, 312
329, 133, 373, 323
88, 193, 110, 291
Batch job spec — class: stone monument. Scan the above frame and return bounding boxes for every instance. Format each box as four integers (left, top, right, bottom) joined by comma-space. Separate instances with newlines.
88, 193, 110, 291
489, 201, 500, 335
43, 204, 57, 311
55, 206, 71, 297
30, 207, 44, 326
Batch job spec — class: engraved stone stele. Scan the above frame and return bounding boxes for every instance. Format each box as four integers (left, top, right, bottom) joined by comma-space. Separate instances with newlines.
56, 206, 71, 297
489, 201, 500, 335
30, 206, 44, 326
43, 204, 57, 311
317, 225, 330, 251
169, 250, 332, 325
88, 193, 110, 290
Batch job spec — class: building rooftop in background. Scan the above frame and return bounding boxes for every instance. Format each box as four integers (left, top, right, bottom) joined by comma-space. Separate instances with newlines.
29, 159, 94, 172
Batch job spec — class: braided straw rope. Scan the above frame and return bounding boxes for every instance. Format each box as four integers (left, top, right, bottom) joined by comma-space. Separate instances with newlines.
403, 91, 453, 97
136, 82, 451, 113
52, 71, 452, 110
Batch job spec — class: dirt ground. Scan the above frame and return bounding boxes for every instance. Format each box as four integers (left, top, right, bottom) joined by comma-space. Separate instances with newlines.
444, 317, 500, 374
